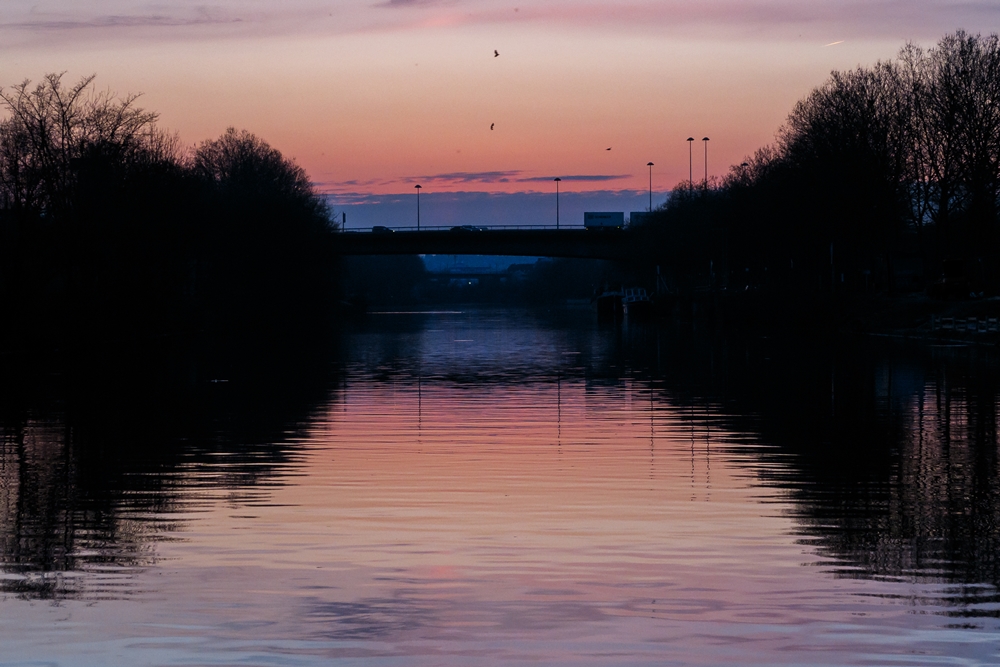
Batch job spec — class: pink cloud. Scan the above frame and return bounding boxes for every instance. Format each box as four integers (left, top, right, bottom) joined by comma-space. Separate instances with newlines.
369, 1, 1000, 41
2, 1, 998, 43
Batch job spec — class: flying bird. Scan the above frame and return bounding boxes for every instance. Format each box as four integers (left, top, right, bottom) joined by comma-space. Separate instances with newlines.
490, 123, 494, 130
494, 50, 499, 57
606, 147, 611, 151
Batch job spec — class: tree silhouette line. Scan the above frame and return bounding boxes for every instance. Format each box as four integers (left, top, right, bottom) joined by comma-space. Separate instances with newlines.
635, 31, 1000, 302
0, 73, 338, 350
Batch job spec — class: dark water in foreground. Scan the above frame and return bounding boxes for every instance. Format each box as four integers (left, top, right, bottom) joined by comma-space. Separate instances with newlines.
1, 308, 999, 665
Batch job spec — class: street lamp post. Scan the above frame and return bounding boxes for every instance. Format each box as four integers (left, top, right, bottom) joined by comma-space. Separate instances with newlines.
687, 137, 694, 193
702, 137, 710, 189
554, 177, 561, 229
647, 162, 654, 211
414, 184, 421, 230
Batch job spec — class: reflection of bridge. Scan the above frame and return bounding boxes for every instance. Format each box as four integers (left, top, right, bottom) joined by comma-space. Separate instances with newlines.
335, 226, 633, 260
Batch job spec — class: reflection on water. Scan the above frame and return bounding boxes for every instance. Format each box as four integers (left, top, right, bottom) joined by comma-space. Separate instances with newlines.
1, 309, 999, 665
0, 335, 339, 600
788, 349, 1000, 616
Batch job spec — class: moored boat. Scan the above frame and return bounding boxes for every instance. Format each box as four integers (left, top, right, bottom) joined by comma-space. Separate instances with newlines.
595, 289, 624, 320
622, 287, 653, 318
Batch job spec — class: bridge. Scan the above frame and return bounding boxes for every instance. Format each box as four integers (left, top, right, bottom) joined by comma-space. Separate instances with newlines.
334, 226, 634, 261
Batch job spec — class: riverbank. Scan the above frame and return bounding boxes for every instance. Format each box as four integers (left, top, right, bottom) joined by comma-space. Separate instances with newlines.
654, 289, 1000, 346
840, 293, 1000, 345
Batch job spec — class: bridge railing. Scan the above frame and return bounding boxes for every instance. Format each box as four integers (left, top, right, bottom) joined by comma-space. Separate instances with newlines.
340, 224, 588, 233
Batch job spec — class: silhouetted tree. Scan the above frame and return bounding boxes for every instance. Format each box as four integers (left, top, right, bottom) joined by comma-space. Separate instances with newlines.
0, 74, 190, 342
190, 128, 338, 332
908, 32, 1000, 255
634, 30, 1000, 302
0, 77, 341, 349
778, 61, 913, 289
0, 73, 173, 216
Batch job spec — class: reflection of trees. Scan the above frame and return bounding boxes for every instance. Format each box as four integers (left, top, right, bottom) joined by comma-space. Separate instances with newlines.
0, 334, 342, 600
804, 369, 1000, 592
10, 308, 995, 612
622, 325, 1000, 615
0, 420, 162, 599
329, 315, 1000, 612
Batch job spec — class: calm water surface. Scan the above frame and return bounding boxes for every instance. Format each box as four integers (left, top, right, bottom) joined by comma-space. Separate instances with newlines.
1, 308, 999, 665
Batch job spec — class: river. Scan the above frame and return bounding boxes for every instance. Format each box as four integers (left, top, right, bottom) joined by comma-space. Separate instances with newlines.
1, 307, 998, 665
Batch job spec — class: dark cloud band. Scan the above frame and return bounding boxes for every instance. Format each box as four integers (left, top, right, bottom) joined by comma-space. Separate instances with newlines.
517, 174, 631, 182
403, 171, 524, 184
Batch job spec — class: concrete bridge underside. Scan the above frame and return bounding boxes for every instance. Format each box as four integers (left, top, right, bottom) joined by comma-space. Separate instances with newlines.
335, 229, 632, 261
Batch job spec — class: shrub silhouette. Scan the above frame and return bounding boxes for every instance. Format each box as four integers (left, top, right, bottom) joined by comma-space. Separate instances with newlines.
0, 76, 339, 349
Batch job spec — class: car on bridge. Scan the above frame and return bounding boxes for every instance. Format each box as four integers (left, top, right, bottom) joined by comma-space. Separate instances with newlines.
371, 226, 394, 233
450, 225, 488, 232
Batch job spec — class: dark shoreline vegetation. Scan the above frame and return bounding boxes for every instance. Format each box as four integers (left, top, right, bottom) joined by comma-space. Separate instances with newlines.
3, 29, 1000, 358
0, 73, 339, 355
627, 30, 1000, 336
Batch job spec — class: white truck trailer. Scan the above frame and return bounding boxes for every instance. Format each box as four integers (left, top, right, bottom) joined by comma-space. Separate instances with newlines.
583, 212, 625, 230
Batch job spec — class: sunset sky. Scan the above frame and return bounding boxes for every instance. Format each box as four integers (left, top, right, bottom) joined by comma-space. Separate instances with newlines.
2, 1, 998, 224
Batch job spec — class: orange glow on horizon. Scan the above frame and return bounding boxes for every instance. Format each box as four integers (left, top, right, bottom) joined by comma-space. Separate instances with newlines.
0, 3, 993, 196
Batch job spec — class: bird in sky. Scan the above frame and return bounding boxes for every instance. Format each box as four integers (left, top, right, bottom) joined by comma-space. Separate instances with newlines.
606, 147, 611, 151
490, 123, 494, 130
494, 50, 499, 57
